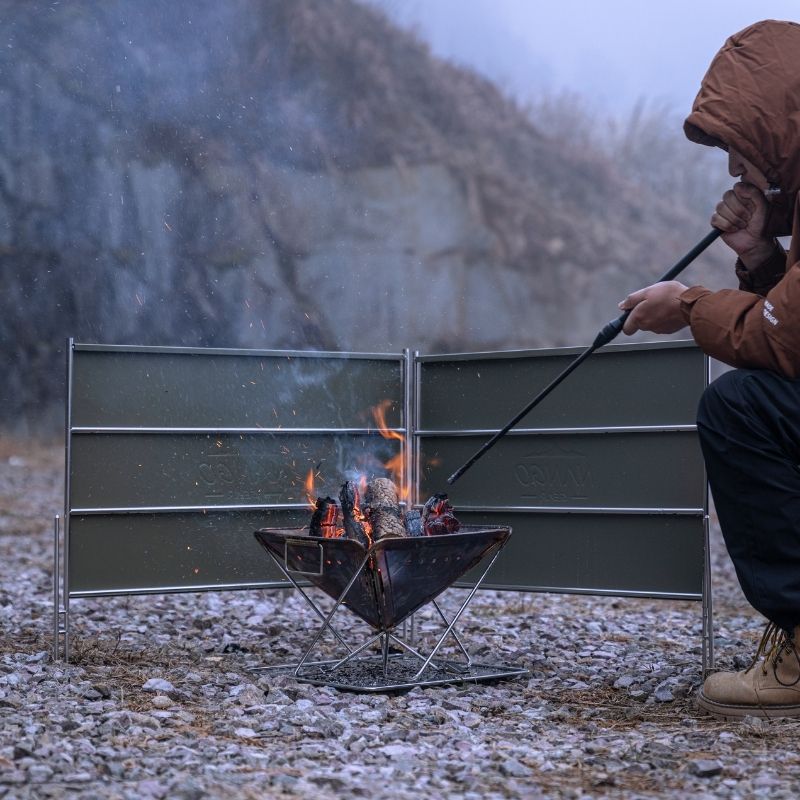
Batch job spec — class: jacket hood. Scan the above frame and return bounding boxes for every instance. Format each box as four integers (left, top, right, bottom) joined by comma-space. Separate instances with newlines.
684, 20, 800, 242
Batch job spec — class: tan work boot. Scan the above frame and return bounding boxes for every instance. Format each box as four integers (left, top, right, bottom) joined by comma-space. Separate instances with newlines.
699, 622, 800, 719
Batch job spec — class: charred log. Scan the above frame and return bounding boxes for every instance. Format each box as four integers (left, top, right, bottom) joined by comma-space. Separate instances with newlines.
421, 493, 460, 536
309, 496, 341, 538
338, 480, 371, 549
404, 509, 423, 537
365, 477, 406, 540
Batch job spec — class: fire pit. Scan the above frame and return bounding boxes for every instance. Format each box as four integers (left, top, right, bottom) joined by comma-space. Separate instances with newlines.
252, 524, 528, 692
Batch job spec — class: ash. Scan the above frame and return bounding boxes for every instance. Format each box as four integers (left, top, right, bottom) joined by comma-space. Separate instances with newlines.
0, 441, 797, 799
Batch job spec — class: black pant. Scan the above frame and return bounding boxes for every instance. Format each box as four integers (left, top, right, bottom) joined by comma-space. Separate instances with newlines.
698, 369, 800, 632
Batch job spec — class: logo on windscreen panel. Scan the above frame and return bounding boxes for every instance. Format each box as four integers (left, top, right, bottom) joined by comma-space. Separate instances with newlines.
514, 444, 591, 504
198, 448, 241, 501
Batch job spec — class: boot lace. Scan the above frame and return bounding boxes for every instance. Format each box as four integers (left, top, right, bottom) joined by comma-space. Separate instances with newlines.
748, 621, 800, 687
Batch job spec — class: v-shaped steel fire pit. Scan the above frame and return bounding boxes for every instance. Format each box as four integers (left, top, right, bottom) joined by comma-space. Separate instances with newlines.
252, 525, 527, 692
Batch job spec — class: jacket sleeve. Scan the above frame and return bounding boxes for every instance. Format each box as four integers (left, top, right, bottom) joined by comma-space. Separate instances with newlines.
734, 240, 787, 295
679, 260, 800, 379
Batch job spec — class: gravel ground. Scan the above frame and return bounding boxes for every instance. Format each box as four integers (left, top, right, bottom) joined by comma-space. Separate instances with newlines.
1, 438, 799, 799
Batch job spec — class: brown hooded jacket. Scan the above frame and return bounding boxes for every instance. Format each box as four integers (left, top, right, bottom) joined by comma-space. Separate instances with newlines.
680, 19, 800, 378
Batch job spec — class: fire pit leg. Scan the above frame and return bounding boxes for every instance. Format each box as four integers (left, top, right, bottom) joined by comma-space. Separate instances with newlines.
411, 542, 504, 681
326, 629, 386, 671
292, 550, 374, 677
263, 549, 355, 655
385, 632, 453, 673
432, 600, 472, 667
381, 634, 390, 677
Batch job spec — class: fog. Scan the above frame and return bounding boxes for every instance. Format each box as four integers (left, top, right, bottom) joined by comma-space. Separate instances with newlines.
1, 1, 793, 430
369, 0, 799, 116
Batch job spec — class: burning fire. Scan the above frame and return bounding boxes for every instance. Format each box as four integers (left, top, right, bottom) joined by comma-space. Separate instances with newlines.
301, 399, 408, 545
303, 399, 405, 505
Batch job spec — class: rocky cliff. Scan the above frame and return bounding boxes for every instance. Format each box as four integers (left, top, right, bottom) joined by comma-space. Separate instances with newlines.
0, 0, 728, 424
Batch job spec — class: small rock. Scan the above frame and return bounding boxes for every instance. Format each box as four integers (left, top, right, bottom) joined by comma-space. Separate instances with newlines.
28, 764, 54, 781
61, 771, 93, 782
379, 744, 415, 758
742, 715, 766, 732
654, 685, 674, 703
233, 684, 265, 706
689, 759, 723, 777
142, 678, 176, 694
151, 695, 172, 709
26, 652, 48, 663
13, 743, 33, 760
501, 758, 530, 777
167, 781, 207, 800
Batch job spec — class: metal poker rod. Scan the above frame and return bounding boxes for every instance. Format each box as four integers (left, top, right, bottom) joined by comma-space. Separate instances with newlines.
447, 227, 721, 485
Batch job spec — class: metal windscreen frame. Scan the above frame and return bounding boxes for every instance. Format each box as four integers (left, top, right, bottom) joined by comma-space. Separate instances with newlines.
55, 338, 711, 669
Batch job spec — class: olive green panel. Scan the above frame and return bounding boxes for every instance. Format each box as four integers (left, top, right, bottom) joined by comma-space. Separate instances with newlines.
71, 349, 402, 429
70, 433, 400, 510
418, 343, 705, 430
68, 510, 307, 595
419, 432, 704, 509
454, 512, 704, 597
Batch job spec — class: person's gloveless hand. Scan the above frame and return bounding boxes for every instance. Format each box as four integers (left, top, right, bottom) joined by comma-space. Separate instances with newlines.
619, 280, 690, 335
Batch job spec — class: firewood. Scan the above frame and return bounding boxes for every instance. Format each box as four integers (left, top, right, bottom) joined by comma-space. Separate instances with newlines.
404, 509, 423, 537
309, 496, 340, 538
365, 477, 406, 540
421, 493, 460, 536
338, 480, 371, 549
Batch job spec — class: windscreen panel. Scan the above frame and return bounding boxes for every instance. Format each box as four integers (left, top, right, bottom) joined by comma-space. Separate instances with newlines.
70, 432, 400, 510
418, 432, 704, 510
418, 342, 705, 431
71, 348, 402, 429
453, 511, 703, 598
415, 341, 707, 597
68, 509, 306, 595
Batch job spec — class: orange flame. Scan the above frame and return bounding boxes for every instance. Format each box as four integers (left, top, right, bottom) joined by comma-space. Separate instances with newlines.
371, 399, 407, 502
352, 488, 373, 545
304, 468, 316, 509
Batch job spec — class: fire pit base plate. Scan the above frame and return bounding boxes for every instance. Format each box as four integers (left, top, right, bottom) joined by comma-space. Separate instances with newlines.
256, 654, 527, 693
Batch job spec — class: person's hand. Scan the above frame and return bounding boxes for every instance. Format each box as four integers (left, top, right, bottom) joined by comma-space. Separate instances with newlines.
618, 280, 690, 335
711, 182, 774, 267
